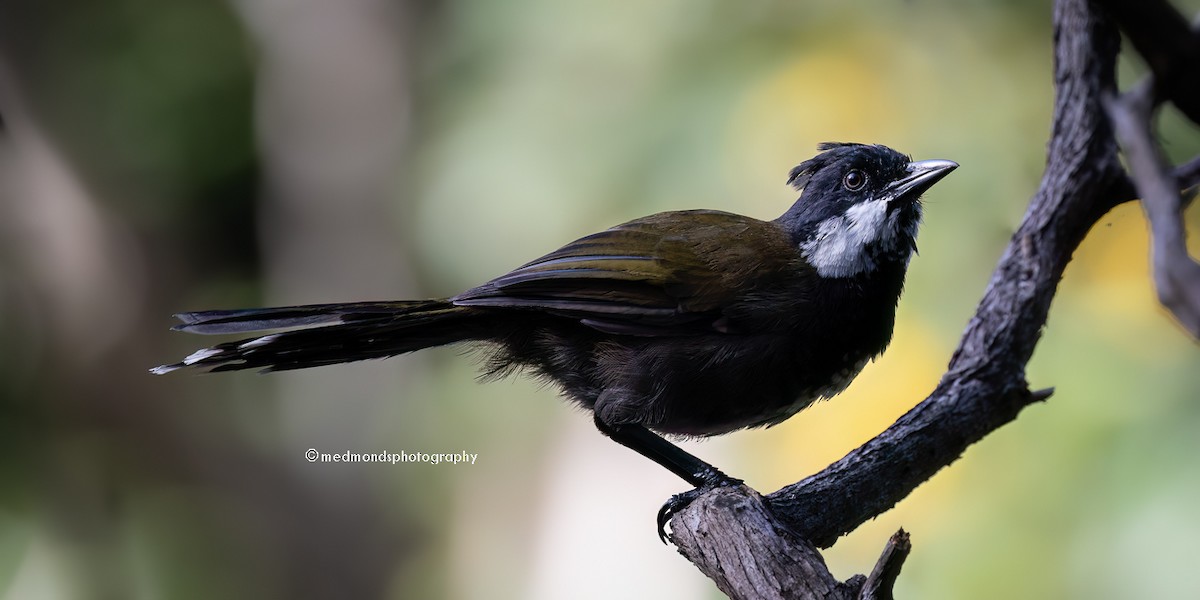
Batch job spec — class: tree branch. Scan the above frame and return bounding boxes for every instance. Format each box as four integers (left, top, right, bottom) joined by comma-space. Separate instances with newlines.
1092, 0, 1200, 123
670, 485, 911, 600
1106, 82, 1200, 338
670, 486, 851, 600
668, 0, 1132, 594
1102, 154, 1200, 211
856, 529, 912, 600
1096, 0, 1200, 340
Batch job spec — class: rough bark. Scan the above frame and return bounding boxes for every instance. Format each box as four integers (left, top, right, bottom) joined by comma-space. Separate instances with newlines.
670, 486, 910, 600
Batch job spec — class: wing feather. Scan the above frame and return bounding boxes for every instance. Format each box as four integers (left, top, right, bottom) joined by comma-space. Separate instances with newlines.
453, 210, 795, 333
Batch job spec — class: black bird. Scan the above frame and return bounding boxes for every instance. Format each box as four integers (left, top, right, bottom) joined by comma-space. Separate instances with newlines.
154, 142, 956, 539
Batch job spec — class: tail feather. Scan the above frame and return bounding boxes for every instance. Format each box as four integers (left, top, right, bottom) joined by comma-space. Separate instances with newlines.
172, 301, 440, 334
152, 300, 481, 374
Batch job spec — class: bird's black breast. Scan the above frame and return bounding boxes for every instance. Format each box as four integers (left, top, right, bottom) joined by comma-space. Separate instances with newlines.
493, 258, 910, 438
644, 264, 907, 436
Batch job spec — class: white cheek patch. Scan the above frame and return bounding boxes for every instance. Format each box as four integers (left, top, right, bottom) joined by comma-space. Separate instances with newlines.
800, 198, 911, 278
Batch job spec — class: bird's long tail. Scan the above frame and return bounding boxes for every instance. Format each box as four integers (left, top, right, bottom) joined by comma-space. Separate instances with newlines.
151, 300, 482, 374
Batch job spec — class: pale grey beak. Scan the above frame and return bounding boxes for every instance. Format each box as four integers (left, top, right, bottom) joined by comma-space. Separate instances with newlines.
886, 159, 959, 202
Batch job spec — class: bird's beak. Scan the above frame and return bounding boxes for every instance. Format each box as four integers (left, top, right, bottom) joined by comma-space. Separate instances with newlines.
885, 159, 958, 203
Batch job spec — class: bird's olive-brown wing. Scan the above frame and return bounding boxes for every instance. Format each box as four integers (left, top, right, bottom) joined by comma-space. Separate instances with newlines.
451, 210, 799, 333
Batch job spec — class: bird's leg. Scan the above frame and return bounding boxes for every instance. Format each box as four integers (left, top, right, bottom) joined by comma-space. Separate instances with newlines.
592, 415, 742, 542
592, 416, 727, 486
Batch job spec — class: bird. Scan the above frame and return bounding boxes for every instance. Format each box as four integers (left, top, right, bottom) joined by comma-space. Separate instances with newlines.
153, 142, 957, 540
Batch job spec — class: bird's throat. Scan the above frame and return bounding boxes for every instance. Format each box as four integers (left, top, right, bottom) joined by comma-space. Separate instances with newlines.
798, 199, 918, 278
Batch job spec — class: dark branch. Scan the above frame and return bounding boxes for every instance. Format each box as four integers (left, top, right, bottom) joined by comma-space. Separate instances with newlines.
1106, 82, 1200, 337
670, 486, 902, 600
1103, 154, 1200, 210
1178, 155, 1200, 198
1093, 0, 1200, 123
857, 529, 912, 600
670, 486, 842, 600
1095, 0, 1200, 213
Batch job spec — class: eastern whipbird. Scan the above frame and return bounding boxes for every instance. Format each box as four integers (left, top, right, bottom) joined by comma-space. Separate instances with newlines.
154, 142, 957, 541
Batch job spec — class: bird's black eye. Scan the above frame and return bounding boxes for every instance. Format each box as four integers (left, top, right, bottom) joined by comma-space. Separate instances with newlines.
843, 170, 867, 191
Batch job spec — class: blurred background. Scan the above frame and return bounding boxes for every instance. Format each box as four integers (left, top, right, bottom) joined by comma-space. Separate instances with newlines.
1, 0, 1198, 598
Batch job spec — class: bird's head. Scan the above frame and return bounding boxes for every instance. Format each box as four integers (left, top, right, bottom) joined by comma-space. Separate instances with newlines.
775, 142, 957, 279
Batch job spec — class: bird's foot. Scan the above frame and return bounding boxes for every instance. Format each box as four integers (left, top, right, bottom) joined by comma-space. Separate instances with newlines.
656, 475, 743, 544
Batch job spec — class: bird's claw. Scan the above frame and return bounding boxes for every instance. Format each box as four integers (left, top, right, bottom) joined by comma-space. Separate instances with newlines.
656, 488, 702, 544
656, 476, 743, 544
